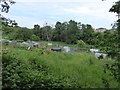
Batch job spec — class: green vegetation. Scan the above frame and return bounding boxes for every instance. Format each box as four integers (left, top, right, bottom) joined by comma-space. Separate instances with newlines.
109, 0, 120, 84
1, 0, 120, 89
1, 20, 118, 58
77, 40, 87, 48
2, 47, 119, 89
31, 34, 40, 41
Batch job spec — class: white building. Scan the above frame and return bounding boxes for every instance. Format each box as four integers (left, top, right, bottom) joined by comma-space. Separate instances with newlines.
95, 28, 107, 32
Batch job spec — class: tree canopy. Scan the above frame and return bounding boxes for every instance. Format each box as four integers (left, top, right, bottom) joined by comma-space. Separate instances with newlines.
0, 0, 17, 27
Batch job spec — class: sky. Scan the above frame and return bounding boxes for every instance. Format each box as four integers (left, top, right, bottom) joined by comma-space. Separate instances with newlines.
2, 0, 119, 29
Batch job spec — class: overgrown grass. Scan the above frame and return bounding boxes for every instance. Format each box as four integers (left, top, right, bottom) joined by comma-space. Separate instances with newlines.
2, 47, 119, 89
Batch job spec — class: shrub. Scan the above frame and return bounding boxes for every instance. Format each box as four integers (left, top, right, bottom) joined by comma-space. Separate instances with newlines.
2, 48, 119, 89
77, 40, 87, 48
31, 34, 40, 41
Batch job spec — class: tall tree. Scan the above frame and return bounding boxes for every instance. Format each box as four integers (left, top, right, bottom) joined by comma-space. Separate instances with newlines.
33, 24, 40, 36
66, 20, 78, 44
109, 0, 120, 84
54, 21, 62, 41
0, 0, 17, 27
15, 27, 33, 41
0, 0, 15, 13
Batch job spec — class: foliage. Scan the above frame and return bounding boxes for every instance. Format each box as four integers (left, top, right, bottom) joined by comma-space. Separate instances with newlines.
31, 34, 40, 41
0, 0, 16, 13
2, 47, 119, 89
0, 0, 17, 27
109, 0, 120, 14
2, 18, 118, 59
14, 27, 33, 41
77, 40, 87, 48
109, 0, 120, 83
1, 0, 120, 89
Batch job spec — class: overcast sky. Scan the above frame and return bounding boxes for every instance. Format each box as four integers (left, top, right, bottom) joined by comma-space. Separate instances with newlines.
2, 0, 118, 29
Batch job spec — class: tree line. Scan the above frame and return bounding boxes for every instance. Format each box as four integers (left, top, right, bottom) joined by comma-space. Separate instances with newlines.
2, 20, 116, 44
2, 20, 118, 57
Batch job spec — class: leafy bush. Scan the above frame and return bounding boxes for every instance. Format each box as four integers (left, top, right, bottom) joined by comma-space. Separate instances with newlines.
2, 48, 119, 89
77, 40, 87, 48
31, 34, 40, 41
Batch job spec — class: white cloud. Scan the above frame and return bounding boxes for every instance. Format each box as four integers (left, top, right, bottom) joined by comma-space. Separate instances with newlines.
64, 6, 113, 18
2, 13, 46, 28
2, 0, 118, 29
64, 7, 91, 14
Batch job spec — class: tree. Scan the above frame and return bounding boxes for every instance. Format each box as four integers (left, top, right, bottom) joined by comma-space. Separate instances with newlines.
53, 21, 68, 42
44, 25, 52, 41
1, 1, 16, 90
66, 20, 78, 44
109, 1, 120, 16
54, 21, 62, 41
15, 27, 33, 41
33, 24, 40, 36
0, 0, 17, 27
109, 0, 120, 85
60, 22, 68, 42
109, 0, 120, 58
0, 0, 15, 13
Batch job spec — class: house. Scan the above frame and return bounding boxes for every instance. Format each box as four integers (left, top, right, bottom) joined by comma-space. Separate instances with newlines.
95, 28, 107, 32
